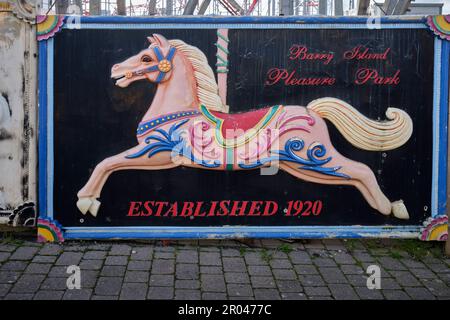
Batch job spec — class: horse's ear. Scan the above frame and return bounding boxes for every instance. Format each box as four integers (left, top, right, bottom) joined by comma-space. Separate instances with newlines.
147, 36, 156, 46
152, 34, 170, 48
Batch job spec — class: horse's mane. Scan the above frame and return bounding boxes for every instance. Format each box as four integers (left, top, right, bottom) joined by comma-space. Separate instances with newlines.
169, 39, 228, 113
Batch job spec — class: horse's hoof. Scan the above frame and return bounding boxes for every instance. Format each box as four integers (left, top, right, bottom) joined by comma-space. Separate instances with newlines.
77, 198, 92, 215
89, 198, 101, 217
392, 200, 409, 220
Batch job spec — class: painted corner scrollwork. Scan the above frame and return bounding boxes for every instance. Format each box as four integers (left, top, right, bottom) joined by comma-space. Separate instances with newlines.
9, 0, 38, 23
0, 202, 36, 227
426, 15, 450, 41
420, 215, 448, 241
37, 217, 64, 242
37, 15, 65, 41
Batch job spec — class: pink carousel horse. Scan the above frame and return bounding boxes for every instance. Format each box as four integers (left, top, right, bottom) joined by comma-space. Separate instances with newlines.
77, 34, 413, 219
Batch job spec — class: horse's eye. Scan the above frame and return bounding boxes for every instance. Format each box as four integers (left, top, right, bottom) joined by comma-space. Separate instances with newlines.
141, 55, 152, 63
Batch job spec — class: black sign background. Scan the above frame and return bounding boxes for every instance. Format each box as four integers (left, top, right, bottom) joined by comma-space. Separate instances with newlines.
53, 28, 434, 228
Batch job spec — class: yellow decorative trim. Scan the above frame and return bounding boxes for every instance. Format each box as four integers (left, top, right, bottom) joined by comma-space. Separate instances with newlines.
0, 2, 12, 11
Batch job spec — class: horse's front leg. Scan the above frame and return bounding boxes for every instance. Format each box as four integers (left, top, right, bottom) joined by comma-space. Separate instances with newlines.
77, 145, 178, 216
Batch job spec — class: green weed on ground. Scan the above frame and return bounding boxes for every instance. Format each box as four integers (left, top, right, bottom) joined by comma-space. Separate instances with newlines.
344, 238, 444, 260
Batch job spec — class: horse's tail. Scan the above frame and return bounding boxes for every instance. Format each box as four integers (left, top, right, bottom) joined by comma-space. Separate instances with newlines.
306, 97, 413, 151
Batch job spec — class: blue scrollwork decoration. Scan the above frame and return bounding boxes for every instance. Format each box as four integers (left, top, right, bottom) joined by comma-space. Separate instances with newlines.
238, 138, 350, 179
125, 119, 221, 169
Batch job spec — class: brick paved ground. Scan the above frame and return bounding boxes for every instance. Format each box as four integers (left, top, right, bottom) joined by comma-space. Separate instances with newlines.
0, 238, 449, 300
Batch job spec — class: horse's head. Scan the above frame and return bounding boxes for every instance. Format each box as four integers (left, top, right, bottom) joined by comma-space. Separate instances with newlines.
111, 34, 176, 88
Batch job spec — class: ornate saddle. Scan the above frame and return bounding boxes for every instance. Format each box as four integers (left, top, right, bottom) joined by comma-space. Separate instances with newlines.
200, 105, 282, 148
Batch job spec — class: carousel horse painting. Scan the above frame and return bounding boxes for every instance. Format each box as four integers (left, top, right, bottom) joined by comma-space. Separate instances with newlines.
76, 34, 413, 219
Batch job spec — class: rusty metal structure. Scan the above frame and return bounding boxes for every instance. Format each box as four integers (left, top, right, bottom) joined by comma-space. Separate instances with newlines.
38, 0, 344, 16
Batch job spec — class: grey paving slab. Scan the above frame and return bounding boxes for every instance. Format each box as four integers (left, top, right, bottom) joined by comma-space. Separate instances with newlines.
404, 287, 436, 300
40, 277, 67, 291
248, 265, 272, 276
224, 272, 250, 284
80, 259, 104, 270
304, 286, 331, 296
32, 255, 57, 264
176, 263, 199, 280
128, 260, 152, 271
273, 268, 297, 280
227, 284, 253, 297
120, 282, 148, 300
155, 251, 175, 259
109, 245, 132, 256
0, 252, 10, 263
11, 274, 45, 293
105, 256, 128, 266
0, 283, 11, 297
355, 287, 384, 300
175, 279, 200, 289
91, 295, 118, 300
0, 239, 449, 301
298, 274, 326, 287
254, 289, 281, 300
151, 259, 174, 274
244, 252, 268, 265
83, 251, 107, 260
202, 292, 227, 300
63, 289, 93, 300
280, 292, 307, 300
199, 252, 221, 266
94, 277, 123, 296
0, 271, 21, 284
101, 265, 126, 277
55, 252, 83, 266
250, 276, 277, 288
33, 290, 64, 300
176, 250, 198, 264
130, 247, 153, 260
200, 266, 222, 274
1, 261, 28, 271
389, 270, 422, 287
222, 257, 246, 272
9, 247, 39, 261
319, 267, 348, 284
276, 280, 303, 293
269, 259, 292, 269
174, 289, 201, 300
149, 274, 174, 287
147, 286, 174, 299
4, 293, 34, 300
294, 264, 319, 275
382, 289, 411, 300
289, 251, 312, 264
124, 271, 149, 283
201, 274, 226, 292
24, 263, 52, 274
328, 284, 359, 300
0, 245, 18, 253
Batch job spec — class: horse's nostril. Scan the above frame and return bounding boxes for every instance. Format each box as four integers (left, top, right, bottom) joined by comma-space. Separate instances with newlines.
113, 64, 120, 70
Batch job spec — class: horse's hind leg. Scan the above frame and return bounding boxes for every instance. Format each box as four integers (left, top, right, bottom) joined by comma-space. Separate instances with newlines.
279, 162, 382, 213
280, 151, 409, 219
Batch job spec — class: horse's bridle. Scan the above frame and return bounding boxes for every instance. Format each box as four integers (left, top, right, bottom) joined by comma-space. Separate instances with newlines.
125, 46, 176, 83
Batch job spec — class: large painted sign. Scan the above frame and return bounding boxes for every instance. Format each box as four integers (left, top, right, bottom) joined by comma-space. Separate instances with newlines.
37, 15, 450, 242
